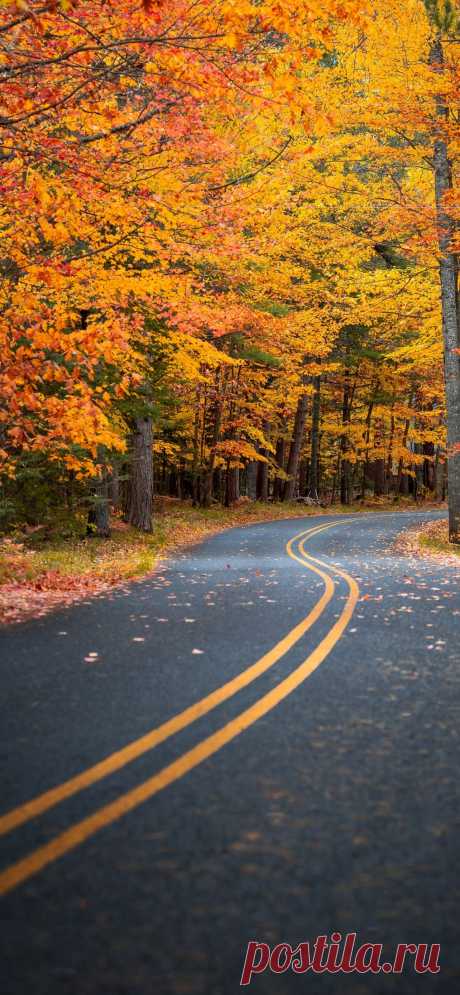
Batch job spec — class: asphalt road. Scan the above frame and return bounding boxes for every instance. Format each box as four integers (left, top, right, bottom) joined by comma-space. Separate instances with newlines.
1, 510, 459, 995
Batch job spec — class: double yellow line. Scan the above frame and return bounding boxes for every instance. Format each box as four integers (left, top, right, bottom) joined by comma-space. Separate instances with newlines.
0, 519, 359, 896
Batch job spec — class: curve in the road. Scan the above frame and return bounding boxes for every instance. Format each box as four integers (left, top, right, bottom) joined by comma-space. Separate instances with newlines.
0, 518, 358, 896
0, 519, 344, 839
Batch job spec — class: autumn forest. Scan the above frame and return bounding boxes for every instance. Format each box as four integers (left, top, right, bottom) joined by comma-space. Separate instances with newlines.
2, 0, 460, 546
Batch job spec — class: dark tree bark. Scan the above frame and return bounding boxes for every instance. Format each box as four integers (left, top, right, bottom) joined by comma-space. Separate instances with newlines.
340, 373, 352, 505
284, 394, 308, 500
399, 473, 410, 496
273, 436, 287, 501
298, 457, 308, 497
191, 387, 201, 507
176, 460, 184, 501
331, 451, 341, 505
423, 441, 435, 491
396, 394, 414, 497
87, 476, 111, 537
309, 374, 321, 497
222, 366, 241, 508
87, 451, 110, 537
109, 462, 120, 509
435, 451, 446, 500
256, 420, 270, 501
430, 38, 460, 540
211, 467, 222, 503
225, 465, 240, 506
384, 413, 395, 495
360, 396, 374, 497
373, 458, 385, 497
256, 461, 268, 500
414, 443, 424, 500
127, 417, 154, 531
246, 461, 258, 500
202, 374, 222, 508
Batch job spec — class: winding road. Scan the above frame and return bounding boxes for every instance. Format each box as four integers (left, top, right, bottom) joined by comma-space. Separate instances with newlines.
1, 510, 459, 994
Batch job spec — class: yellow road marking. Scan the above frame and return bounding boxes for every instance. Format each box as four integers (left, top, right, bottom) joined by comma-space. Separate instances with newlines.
0, 520, 340, 839
0, 524, 358, 896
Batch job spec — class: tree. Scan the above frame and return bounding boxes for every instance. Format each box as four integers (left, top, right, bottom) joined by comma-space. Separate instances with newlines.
427, 31, 460, 539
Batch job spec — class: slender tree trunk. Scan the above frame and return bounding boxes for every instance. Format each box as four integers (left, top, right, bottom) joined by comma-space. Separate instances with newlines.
65, 471, 76, 512
331, 451, 341, 505
202, 372, 223, 508
225, 465, 239, 506
373, 459, 385, 497
435, 451, 446, 500
340, 373, 352, 505
385, 412, 395, 495
273, 436, 287, 501
109, 461, 120, 509
257, 461, 268, 500
223, 366, 241, 507
423, 441, 435, 491
430, 37, 460, 540
127, 417, 154, 531
361, 397, 374, 497
176, 460, 184, 501
256, 420, 270, 500
284, 394, 308, 500
246, 461, 258, 500
191, 388, 201, 507
400, 473, 410, 496
309, 374, 321, 497
120, 459, 131, 519
414, 442, 424, 500
396, 424, 411, 496
87, 458, 111, 538
298, 458, 308, 497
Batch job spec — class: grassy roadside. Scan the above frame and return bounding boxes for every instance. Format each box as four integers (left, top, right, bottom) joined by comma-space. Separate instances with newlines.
393, 516, 460, 561
0, 496, 446, 625
418, 519, 460, 558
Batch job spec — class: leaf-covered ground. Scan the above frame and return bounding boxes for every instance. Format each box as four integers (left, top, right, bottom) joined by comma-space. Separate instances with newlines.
0, 497, 446, 626
393, 516, 460, 564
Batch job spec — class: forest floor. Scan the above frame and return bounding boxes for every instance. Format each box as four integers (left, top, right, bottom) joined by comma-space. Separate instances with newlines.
393, 515, 460, 563
0, 495, 447, 626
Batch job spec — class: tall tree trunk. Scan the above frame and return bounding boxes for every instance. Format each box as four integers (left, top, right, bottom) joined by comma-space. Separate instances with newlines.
273, 436, 287, 501
191, 386, 202, 507
400, 473, 410, 496
340, 373, 352, 505
256, 461, 268, 501
423, 441, 435, 491
127, 417, 154, 532
361, 397, 374, 497
298, 457, 308, 497
223, 366, 241, 507
374, 458, 385, 497
430, 37, 460, 540
284, 394, 308, 500
331, 451, 341, 505
256, 420, 270, 501
385, 412, 395, 495
414, 442, 424, 500
396, 412, 412, 497
435, 451, 446, 500
202, 372, 223, 508
371, 417, 386, 497
246, 461, 258, 500
225, 465, 239, 506
87, 455, 111, 538
177, 460, 184, 501
309, 374, 321, 497
108, 460, 120, 510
